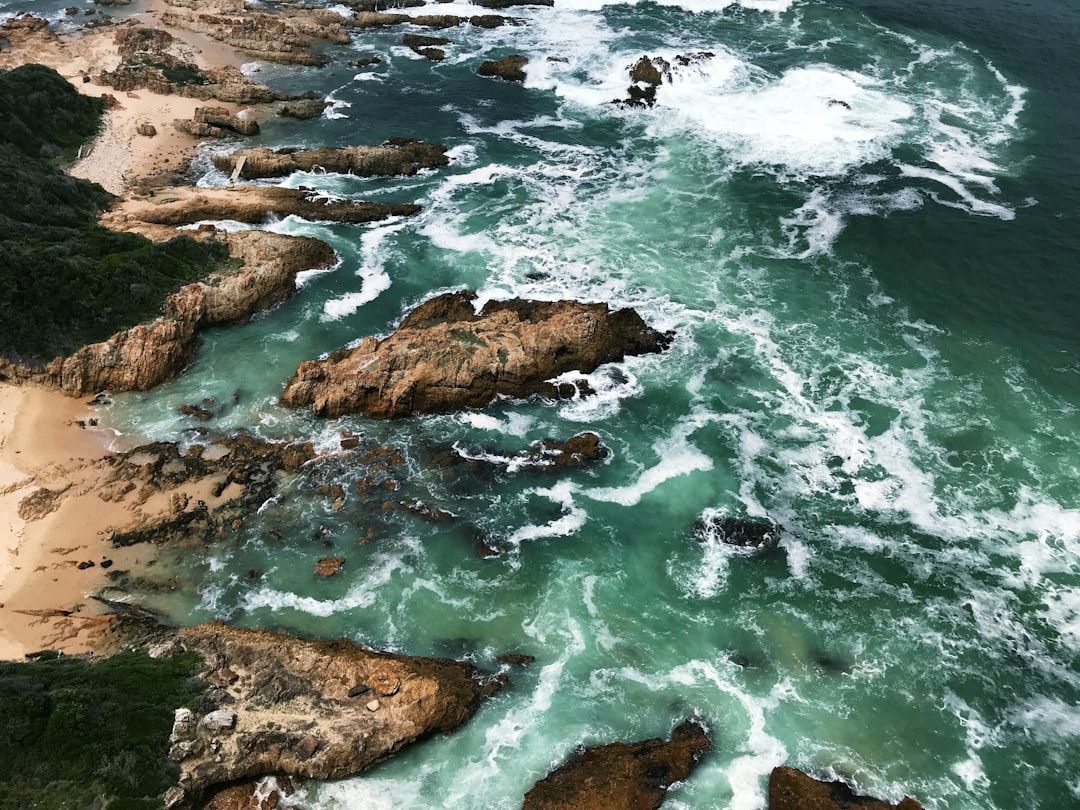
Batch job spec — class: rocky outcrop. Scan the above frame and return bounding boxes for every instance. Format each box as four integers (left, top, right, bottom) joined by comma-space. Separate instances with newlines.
278, 97, 329, 119
211, 138, 449, 180
479, 54, 529, 82
106, 186, 421, 228
522, 719, 712, 809
280, 291, 673, 419
160, 7, 350, 66
618, 53, 714, 107
404, 33, 450, 61
104, 433, 317, 548
476, 0, 552, 7
160, 622, 502, 808
0, 231, 336, 395
695, 515, 782, 552
95, 28, 286, 103
769, 767, 925, 810
173, 106, 260, 138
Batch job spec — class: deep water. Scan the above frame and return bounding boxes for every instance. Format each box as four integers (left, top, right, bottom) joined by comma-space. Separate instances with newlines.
7, 0, 1080, 806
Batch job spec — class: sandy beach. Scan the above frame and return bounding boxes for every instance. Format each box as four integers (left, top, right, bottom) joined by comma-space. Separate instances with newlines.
0, 3, 261, 660
0, 384, 145, 660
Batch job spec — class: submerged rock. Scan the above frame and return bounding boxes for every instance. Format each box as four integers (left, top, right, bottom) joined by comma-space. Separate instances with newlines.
617, 52, 714, 107
280, 290, 673, 419
522, 718, 713, 809
695, 515, 782, 552
166, 622, 503, 807
769, 767, 925, 810
278, 97, 329, 119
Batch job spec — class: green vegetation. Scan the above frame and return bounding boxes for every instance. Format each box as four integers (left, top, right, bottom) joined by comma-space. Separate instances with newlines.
0, 63, 228, 364
0, 651, 204, 810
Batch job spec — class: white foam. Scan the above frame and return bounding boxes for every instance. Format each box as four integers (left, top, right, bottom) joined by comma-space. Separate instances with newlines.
459, 411, 536, 437
508, 481, 587, 543
587, 411, 715, 506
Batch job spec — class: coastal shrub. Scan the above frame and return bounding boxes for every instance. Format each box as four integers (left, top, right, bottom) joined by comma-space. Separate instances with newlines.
0, 65, 229, 364
0, 651, 203, 810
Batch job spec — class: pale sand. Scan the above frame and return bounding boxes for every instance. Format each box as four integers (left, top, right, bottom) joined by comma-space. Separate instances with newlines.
0, 384, 140, 661
0, 0, 256, 196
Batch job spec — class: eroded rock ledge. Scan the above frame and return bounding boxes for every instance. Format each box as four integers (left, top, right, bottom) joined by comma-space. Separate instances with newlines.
104, 185, 421, 229
155, 622, 503, 809
211, 138, 449, 180
522, 718, 713, 809
280, 291, 673, 419
0, 231, 335, 394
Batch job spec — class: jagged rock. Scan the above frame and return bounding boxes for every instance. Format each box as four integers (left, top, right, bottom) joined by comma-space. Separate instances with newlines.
108, 186, 421, 230
404, 33, 450, 60
167, 622, 502, 806
695, 515, 782, 552
279, 291, 673, 419
17, 487, 68, 521
211, 139, 449, 180
200, 709, 237, 732
527, 433, 609, 469
618, 53, 714, 107
201, 778, 294, 810
350, 12, 411, 29
470, 14, 509, 28
522, 719, 713, 809
314, 556, 345, 577
159, 7, 350, 66
179, 403, 214, 421
171, 708, 197, 743
5, 231, 337, 395
278, 97, 329, 119
479, 54, 528, 82
195, 105, 259, 135
136, 123, 158, 137
411, 14, 464, 29
340, 0, 424, 9
768, 767, 925, 810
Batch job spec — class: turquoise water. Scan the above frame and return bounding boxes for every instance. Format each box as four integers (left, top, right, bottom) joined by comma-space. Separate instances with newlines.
11, 0, 1080, 806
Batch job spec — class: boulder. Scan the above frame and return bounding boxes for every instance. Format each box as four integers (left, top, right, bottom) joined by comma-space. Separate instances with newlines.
314, 556, 346, 577
522, 718, 712, 809
168, 622, 502, 806
618, 53, 715, 107
278, 97, 329, 119
194, 105, 259, 135
470, 14, 509, 28
475, 0, 552, 7
211, 139, 449, 180
479, 54, 528, 82
136, 123, 158, 137
404, 33, 450, 60
769, 767, 925, 810
279, 291, 673, 419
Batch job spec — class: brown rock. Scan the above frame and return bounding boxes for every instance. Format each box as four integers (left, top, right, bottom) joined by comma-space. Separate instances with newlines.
470, 14, 509, 28
768, 767, 925, 810
411, 14, 464, 28
194, 105, 260, 135
522, 718, 712, 810
278, 98, 329, 119
171, 623, 501, 804
619, 53, 714, 108
108, 186, 420, 229
136, 123, 158, 137
479, 54, 529, 82
314, 556, 345, 577
10, 231, 337, 395
202, 780, 288, 810
17, 487, 69, 521
475, 0, 552, 7
211, 139, 449, 180
280, 290, 672, 419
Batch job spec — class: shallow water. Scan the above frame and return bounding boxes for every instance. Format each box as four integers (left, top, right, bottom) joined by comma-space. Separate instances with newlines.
11, 0, 1080, 806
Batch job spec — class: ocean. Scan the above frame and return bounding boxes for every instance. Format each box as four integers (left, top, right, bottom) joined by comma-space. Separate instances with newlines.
7, 0, 1080, 806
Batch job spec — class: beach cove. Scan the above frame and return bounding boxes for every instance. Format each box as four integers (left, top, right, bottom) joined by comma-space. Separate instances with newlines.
1, 0, 1079, 807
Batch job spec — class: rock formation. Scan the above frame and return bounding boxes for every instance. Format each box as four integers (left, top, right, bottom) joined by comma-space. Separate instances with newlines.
0, 231, 335, 394
159, 5, 350, 66
211, 138, 449, 180
404, 33, 450, 61
521, 718, 712, 809
476, 0, 553, 7
618, 53, 714, 107
173, 106, 260, 138
768, 767, 925, 810
95, 27, 287, 103
105, 186, 421, 229
695, 515, 782, 552
279, 290, 673, 419
159, 622, 503, 809
479, 54, 529, 82
278, 96, 329, 119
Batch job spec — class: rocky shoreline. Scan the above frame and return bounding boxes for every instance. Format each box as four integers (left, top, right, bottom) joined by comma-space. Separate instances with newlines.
0, 3, 933, 809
